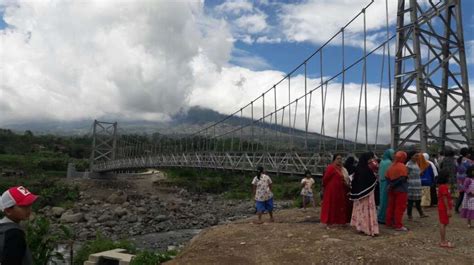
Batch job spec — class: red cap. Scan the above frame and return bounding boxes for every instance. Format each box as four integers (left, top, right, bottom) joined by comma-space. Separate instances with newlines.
1, 186, 38, 210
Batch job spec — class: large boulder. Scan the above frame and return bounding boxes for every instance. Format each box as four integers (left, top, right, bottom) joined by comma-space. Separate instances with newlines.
51, 207, 66, 217
107, 191, 128, 204
60, 212, 84, 223
114, 206, 128, 217
98, 213, 113, 223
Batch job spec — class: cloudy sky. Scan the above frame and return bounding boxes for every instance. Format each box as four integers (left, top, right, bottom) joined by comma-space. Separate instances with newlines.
0, 0, 473, 144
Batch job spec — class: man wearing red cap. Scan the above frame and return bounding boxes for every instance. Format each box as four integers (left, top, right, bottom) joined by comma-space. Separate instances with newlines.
0, 186, 38, 265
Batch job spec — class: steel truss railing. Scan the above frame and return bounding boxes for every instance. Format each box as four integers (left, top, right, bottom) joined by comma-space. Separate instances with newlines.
92, 152, 336, 175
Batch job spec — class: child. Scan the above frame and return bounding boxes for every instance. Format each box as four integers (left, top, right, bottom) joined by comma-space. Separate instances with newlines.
301, 170, 316, 210
0, 186, 38, 264
437, 171, 454, 248
252, 166, 274, 224
460, 165, 474, 228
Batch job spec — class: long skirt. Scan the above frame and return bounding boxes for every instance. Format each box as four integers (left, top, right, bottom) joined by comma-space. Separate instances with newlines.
421, 187, 431, 207
460, 194, 474, 220
351, 191, 379, 236
377, 180, 389, 223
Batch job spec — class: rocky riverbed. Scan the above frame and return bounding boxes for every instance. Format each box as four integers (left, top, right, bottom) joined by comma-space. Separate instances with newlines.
39, 174, 292, 251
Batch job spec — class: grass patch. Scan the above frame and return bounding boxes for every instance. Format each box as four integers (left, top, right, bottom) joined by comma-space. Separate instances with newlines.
73, 234, 136, 265
130, 249, 177, 265
74, 234, 177, 265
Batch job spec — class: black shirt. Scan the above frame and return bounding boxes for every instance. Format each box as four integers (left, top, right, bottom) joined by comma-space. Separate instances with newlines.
2, 228, 26, 265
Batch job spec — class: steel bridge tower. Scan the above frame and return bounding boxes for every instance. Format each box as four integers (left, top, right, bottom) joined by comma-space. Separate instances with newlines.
392, 0, 472, 150
89, 120, 117, 171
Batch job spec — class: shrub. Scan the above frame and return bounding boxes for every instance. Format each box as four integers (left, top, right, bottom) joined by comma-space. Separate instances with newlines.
26, 216, 67, 265
73, 234, 136, 265
130, 250, 177, 265
25, 175, 79, 209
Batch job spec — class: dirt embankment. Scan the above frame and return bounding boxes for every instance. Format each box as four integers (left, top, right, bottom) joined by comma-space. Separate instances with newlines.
167, 207, 473, 265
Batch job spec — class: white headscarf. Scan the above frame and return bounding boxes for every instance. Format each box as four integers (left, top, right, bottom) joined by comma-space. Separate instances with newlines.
423, 153, 438, 177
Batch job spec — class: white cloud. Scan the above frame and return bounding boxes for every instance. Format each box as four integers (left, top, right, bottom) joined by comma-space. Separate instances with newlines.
278, 0, 398, 49
235, 12, 268, 34
230, 48, 272, 71
255, 36, 281, 44
0, 1, 233, 124
212, 0, 269, 44
0, 0, 471, 148
215, 0, 253, 15
467, 40, 474, 64
189, 63, 394, 143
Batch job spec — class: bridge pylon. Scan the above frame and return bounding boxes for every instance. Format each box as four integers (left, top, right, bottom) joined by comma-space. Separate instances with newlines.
392, 0, 472, 151
89, 120, 117, 171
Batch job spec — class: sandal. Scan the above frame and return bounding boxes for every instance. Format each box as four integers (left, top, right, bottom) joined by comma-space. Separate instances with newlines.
439, 241, 455, 248
420, 215, 429, 218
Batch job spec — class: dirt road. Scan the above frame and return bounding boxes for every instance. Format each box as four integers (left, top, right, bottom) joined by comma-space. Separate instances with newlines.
167, 207, 473, 265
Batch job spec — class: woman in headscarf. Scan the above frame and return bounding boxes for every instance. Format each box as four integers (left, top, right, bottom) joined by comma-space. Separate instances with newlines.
343, 156, 357, 221
349, 152, 379, 236
385, 151, 409, 231
321, 154, 349, 227
377, 148, 394, 224
440, 149, 457, 193
455, 147, 473, 213
343, 156, 357, 176
407, 151, 428, 219
420, 153, 438, 207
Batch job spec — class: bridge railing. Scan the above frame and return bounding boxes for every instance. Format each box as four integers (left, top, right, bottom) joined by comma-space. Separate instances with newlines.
92, 151, 338, 175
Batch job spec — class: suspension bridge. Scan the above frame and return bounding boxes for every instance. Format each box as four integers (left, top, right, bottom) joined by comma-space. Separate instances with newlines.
89, 0, 472, 176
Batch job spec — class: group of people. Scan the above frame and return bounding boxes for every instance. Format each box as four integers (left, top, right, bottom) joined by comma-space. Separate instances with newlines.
250, 147, 474, 248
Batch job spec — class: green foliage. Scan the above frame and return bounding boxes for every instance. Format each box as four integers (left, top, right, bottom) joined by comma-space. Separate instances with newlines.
130, 250, 177, 265
73, 234, 136, 265
164, 168, 317, 203
0, 129, 91, 176
165, 168, 252, 195
26, 216, 67, 265
35, 176, 80, 208
0, 175, 80, 209
272, 181, 301, 200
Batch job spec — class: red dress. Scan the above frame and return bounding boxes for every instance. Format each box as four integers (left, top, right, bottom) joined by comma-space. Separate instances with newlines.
437, 184, 453, 225
321, 164, 349, 224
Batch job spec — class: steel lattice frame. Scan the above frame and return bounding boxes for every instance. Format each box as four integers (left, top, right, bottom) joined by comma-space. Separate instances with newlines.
89, 120, 117, 170
392, 0, 472, 150
92, 152, 333, 175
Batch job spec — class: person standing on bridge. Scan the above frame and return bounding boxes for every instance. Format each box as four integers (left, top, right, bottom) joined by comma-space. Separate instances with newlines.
252, 166, 274, 224
320, 154, 349, 228
377, 148, 394, 224
385, 151, 409, 231
349, 152, 379, 236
